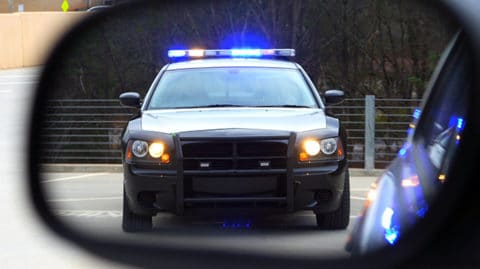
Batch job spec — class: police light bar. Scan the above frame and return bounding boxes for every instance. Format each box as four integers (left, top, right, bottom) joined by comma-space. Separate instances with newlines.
167, 48, 295, 58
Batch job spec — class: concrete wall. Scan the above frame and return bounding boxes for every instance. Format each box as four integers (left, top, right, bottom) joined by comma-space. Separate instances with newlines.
0, 1, 94, 13
0, 12, 86, 69
0, 14, 23, 68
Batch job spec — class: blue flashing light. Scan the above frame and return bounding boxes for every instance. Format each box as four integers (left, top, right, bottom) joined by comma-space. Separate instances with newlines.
384, 227, 399, 245
168, 50, 187, 58
167, 48, 295, 59
412, 109, 421, 120
231, 49, 262, 57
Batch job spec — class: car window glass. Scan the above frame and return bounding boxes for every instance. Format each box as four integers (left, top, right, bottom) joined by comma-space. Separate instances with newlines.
148, 68, 317, 109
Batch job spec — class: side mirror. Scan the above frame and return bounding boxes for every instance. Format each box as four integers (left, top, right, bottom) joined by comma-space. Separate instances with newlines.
324, 89, 345, 105
119, 92, 141, 108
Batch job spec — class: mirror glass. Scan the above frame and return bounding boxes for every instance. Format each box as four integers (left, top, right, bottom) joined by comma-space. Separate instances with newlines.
35, 0, 458, 258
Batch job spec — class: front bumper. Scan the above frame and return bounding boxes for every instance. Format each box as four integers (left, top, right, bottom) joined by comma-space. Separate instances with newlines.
124, 131, 347, 216
124, 163, 346, 216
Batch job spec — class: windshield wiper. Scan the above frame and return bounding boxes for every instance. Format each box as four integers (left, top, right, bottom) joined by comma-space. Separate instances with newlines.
255, 105, 314, 108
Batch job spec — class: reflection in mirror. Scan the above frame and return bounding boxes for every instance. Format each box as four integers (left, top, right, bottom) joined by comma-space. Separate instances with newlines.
346, 36, 472, 255
38, 0, 457, 258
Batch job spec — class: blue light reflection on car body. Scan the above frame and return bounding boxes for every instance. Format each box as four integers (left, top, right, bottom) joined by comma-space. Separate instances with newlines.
352, 112, 466, 252
448, 116, 465, 131
384, 227, 400, 245
416, 206, 428, 218
413, 109, 422, 120
379, 149, 429, 246
381, 207, 400, 245
407, 128, 414, 136
397, 143, 409, 158
399, 147, 430, 220
456, 117, 465, 131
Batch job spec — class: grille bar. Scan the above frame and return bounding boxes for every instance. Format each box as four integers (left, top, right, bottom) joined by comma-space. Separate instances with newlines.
178, 135, 293, 212
181, 139, 289, 171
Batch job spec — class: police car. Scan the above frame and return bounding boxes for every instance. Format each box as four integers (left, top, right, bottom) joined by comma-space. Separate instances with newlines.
119, 48, 350, 232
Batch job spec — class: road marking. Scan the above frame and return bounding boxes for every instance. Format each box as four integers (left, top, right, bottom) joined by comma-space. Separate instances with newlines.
0, 75, 39, 78
54, 210, 122, 218
42, 172, 111, 183
47, 196, 122, 202
350, 196, 367, 200
0, 81, 37, 85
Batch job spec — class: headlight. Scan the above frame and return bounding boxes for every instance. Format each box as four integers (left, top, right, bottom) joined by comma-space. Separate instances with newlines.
131, 140, 148, 157
148, 142, 165, 158
320, 138, 337, 155
304, 140, 321, 156
299, 137, 343, 162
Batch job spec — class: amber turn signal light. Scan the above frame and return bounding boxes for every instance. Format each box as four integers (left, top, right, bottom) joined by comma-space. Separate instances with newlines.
161, 153, 171, 164
337, 141, 344, 158
126, 145, 133, 161
299, 152, 309, 162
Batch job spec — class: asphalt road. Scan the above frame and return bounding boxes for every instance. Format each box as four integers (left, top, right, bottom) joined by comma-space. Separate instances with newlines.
0, 67, 125, 268
43, 172, 375, 257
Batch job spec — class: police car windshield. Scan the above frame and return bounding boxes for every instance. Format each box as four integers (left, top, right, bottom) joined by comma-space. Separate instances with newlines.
147, 67, 318, 109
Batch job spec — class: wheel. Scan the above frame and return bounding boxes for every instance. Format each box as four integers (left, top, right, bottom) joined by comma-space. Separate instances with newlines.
122, 188, 152, 232
316, 170, 350, 229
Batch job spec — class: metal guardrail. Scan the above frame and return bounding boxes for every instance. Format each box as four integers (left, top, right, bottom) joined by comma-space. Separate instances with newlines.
41, 97, 421, 169
327, 96, 421, 169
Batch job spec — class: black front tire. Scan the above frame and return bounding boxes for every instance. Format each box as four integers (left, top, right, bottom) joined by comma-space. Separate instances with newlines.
316, 170, 350, 229
122, 189, 152, 232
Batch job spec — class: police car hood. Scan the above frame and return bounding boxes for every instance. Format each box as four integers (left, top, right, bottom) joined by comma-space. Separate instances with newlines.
141, 108, 326, 133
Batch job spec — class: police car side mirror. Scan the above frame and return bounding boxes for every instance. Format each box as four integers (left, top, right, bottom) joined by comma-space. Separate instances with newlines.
119, 92, 141, 108
324, 89, 344, 105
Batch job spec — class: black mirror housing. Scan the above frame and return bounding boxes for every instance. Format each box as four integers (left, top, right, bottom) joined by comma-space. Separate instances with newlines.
324, 89, 345, 105
119, 92, 141, 108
